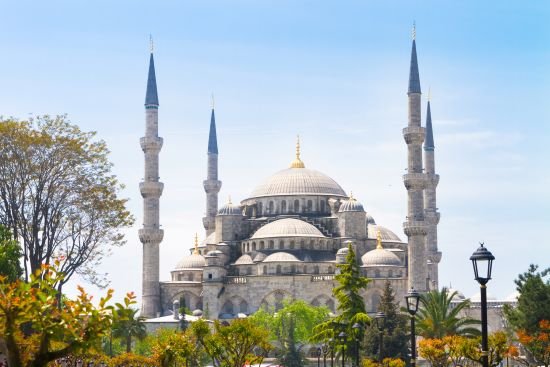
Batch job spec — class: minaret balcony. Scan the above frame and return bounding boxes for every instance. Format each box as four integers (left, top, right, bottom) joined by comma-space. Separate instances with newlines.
425, 173, 440, 186
402, 126, 425, 145
140, 136, 164, 153
428, 251, 442, 263
140, 181, 164, 198
424, 210, 440, 224
203, 180, 222, 193
139, 228, 164, 244
403, 220, 427, 236
403, 173, 427, 190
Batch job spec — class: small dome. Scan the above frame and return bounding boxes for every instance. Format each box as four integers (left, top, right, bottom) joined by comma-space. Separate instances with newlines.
192, 309, 203, 317
175, 253, 206, 269
446, 288, 466, 300
361, 248, 401, 267
367, 225, 402, 242
253, 252, 267, 262
366, 214, 376, 225
470, 291, 497, 302
217, 199, 242, 216
263, 252, 301, 263
251, 218, 325, 239
235, 254, 254, 265
339, 195, 365, 212
337, 247, 350, 255
505, 291, 520, 302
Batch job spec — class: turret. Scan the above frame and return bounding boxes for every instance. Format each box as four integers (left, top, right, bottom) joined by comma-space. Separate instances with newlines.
337, 193, 367, 239
203, 97, 222, 236
139, 39, 164, 318
423, 98, 441, 289
402, 25, 428, 292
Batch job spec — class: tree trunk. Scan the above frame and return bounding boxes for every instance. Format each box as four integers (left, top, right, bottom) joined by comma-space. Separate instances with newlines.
126, 334, 132, 353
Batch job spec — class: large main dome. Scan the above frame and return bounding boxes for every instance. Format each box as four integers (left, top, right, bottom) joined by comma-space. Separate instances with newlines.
247, 167, 347, 199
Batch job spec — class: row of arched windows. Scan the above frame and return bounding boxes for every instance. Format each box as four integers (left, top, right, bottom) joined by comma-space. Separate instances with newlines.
242, 238, 337, 253
255, 198, 330, 216
234, 264, 335, 276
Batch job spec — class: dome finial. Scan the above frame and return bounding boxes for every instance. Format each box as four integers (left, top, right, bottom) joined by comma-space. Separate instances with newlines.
290, 135, 305, 168
211, 93, 215, 109
228, 195, 232, 205
193, 233, 199, 255
376, 229, 383, 249
412, 21, 416, 41
149, 34, 154, 53
349, 191, 355, 200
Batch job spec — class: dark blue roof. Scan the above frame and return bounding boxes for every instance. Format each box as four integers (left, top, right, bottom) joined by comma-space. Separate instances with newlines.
424, 101, 434, 151
408, 40, 421, 94
145, 53, 159, 106
208, 109, 218, 154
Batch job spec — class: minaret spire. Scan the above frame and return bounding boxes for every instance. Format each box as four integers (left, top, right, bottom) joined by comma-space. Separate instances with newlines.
423, 97, 441, 290
139, 42, 164, 318
203, 98, 222, 236
403, 25, 428, 292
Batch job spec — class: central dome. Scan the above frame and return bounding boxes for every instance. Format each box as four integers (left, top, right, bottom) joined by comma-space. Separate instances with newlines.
248, 167, 347, 199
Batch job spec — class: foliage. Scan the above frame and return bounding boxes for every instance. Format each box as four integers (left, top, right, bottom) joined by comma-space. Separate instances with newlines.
516, 319, 550, 367
460, 331, 510, 367
418, 338, 449, 367
191, 318, 272, 367
0, 261, 136, 367
110, 353, 158, 367
0, 225, 23, 282
363, 281, 409, 361
313, 243, 370, 360
150, 328, 203, 367
0, 116, 134, 290
362, 357, 406, 367
504, 264, 550, 334
112, 307, 147, 353
416, 287, 480, 338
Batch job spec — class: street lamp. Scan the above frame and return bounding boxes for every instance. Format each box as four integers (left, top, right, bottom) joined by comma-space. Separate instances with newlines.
470, 243, 495, 367
405, 288, 421, 367
352, 323, 362, 367
329, 338, 335, 367
339, 331, 347, 367
375, 312, 386, 363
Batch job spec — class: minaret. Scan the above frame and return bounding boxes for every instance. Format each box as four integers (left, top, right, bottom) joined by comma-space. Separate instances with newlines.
423, 96, 442, 289
403, 25, 428, 292
139, 40, 164, 318
202, 96, 222, 236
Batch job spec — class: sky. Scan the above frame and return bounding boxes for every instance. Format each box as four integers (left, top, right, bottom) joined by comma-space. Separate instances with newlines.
1, 1, 549, 306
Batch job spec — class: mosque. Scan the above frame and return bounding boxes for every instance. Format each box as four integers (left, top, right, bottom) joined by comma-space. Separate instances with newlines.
138, 33, 442, 320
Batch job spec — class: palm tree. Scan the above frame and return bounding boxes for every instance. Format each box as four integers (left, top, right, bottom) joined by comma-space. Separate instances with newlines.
112, 308, 147, 353
416, 288, 481, 338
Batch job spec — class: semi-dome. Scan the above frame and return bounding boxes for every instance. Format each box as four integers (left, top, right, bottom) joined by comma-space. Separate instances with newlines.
361, 248, 401, 267
366, 214, 376, 225
470, 291, 497, 302
339, 195, 365, 212
247, 167, 346, 199
263, 252, 301, 262
175, 253, 206, 269
253, 252, 267, 262
217, 198, 242, 216
367, 225, 403, 242
251, 218, 325, 239
235, 254, 254, 265
446, 287, 466, 300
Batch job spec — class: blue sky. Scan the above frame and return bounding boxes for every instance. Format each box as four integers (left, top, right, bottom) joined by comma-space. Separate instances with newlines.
2, 1, 549, 304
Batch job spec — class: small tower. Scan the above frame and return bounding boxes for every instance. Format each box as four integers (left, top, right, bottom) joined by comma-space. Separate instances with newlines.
203, 97, 222, 236
402, 25, 428, 292
423, 97, 442, 289
139, 40, 164, 318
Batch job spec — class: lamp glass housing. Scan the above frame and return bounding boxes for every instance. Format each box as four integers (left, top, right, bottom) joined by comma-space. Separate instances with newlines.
375, 312, 386, 331
470, 243, 495, 285
405, 288, 420, 315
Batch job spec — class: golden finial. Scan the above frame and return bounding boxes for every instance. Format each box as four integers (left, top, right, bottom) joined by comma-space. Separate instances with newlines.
211, 93, 215, 109
349, 191, 355, 200
193, 233, 199, 255
289, 135, 305, 168
412, 22, 416, 41
149, 34, 154, 53
376, 229, 383, 249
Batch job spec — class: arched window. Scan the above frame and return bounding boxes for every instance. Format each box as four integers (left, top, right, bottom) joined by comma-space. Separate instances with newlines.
269, 201, 274, 214
258, 202, 263, 215
388, 270, 393, 278
260, 241, 265, 250
290, 241, 295, 249
276, 265, 282, 274
291, 265, 296, 273
307, 200, 312, 212
374, 270, 380, 278
300, 240, 305, 249
279, 240, 284, 249
294, 200, 300, 213
246, 243, 250, 252
320, 200, 326, 213
252, 242, 257, 251
247, 267, 252, 275
281, 200, 287, 213
269, 240, 274, 249
263, 265, 267, 274
314, 266, 320, 274
188, 273, 194, 281
328, 266, 334, 274
239, 300, 248, 313
303, 265, 308, 273
222, 301, 234, 315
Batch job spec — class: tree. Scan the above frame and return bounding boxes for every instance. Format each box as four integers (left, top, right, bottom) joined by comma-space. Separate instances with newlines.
112, 307, 147, 353
150, 328, 204, 367
191, 318, 272, 367
313, 244, 370, 361
363, 281, 409, 361
416, 287, 480, 338
516, 319, 550, 367
0, 116, 134, 291
504, 264, 550, 334
250, 299, 330, 367
0, 261, 135, 367
0, 225, 22, 282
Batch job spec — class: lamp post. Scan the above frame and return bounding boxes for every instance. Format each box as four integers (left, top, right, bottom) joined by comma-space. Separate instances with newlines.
339, 331, 347, 367
405, 288, 421, 367
329, 338, 335, 367
375, 312, 386, 363
470, 242, 495, 367
352, 323, 362, 367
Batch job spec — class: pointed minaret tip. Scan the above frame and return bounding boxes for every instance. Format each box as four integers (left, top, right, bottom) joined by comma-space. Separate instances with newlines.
408, 23, 421, 95
145, 38, 159, 106
424, 96, 435, 151
208, 99, 219, 154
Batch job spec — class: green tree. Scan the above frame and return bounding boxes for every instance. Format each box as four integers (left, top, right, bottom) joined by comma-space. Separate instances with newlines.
250, 299, 330, 367
149, 328, 204, 367
112, 307, 147, 353
0, 261, 136, 367
503, 264, 550, 334
416, 287, 480, 338
313, 244, 370, 361
363, 281, 409, 361
0, 225, 22, 282
0, 116, 134, 292
191, 318, 272, 367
